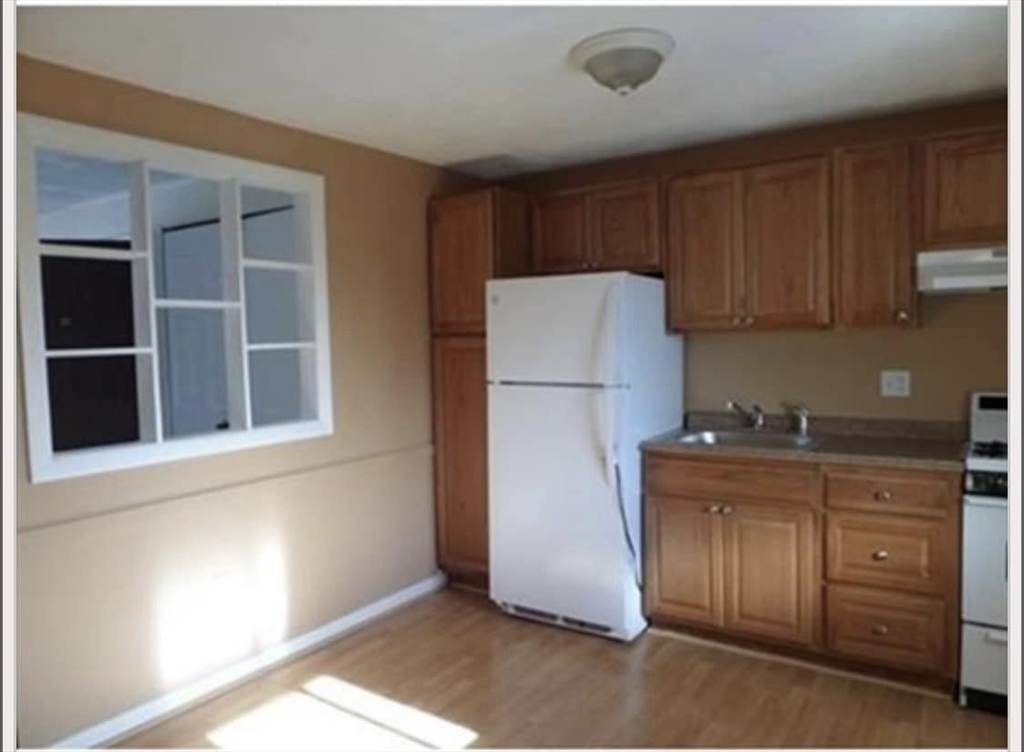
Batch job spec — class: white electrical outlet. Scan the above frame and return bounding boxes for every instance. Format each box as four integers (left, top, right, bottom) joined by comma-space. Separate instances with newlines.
880, 370, 911, 398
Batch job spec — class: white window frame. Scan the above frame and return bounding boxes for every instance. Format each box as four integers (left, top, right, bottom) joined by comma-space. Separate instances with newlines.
18, 114, 334, 483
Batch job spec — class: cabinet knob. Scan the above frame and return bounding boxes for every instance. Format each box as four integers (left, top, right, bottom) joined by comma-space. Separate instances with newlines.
873, 489, 892, 502
743, 316, 755, 326
721, 505, 734, 515
872, 549, 889, 562
705, 504, 723, 514
894, 309, 910, 323
871, 624, 889, 637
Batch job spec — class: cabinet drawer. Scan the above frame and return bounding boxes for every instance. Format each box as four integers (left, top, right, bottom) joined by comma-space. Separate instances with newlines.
645, 455, 817, 504
826, 584, 947, 674
827, 512, 950, 594
824, 467, 957, 517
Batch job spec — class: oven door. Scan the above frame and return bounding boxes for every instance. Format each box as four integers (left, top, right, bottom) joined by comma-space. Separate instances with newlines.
962, 495, 1008, 628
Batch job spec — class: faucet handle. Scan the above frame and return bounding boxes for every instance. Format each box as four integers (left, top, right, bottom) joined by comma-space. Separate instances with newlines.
783, 402, 811, 436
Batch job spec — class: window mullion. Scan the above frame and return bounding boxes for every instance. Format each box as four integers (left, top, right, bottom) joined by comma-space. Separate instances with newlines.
131, 161, 163, 443
221, 179, 252, 431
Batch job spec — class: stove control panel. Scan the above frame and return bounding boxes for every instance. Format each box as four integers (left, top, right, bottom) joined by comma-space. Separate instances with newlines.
964, 470, 1008, 498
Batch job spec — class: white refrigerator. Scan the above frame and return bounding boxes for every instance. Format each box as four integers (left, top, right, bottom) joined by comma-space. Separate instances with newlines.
487, 272, 683, 641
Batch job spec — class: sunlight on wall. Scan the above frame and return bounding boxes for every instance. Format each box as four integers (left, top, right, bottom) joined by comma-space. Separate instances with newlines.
206, 676, 478, 751
155, 538, 289, 687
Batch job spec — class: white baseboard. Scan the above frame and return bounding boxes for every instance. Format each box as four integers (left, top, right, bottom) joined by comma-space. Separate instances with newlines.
51, 571, 448, 749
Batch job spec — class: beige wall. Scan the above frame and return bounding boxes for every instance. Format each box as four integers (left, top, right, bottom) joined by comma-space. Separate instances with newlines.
17, 56, 466, 746
686, 292, 1007, 422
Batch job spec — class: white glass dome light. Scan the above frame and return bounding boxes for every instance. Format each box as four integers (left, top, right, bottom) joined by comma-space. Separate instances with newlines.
569, 28, 676, 96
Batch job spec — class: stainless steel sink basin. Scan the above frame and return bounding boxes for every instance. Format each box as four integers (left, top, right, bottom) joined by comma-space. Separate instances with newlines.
676, 430, 816, 449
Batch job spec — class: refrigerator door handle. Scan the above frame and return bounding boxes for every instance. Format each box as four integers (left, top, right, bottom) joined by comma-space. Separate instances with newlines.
594, 388, 614, 484
593, 281, 620, 386
603, 387, 617, 484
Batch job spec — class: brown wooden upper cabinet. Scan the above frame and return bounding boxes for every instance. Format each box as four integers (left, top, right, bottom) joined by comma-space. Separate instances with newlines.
666, 155, 830, 331
666, 171, 744, 329
920, 128, 1007, 249
429, 187, 531, 334
834, 143, 915, 328
533, 178, 661, 274
532, 192, 589, 273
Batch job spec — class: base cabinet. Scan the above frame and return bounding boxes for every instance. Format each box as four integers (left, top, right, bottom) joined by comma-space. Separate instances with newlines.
644, 451, 960, 685
646, 496, 723, 627
721, 502, 818, 646
432, 336, 489, 581
646, 489, 818, 648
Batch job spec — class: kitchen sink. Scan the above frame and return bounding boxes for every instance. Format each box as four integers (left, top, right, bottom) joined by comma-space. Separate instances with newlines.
676, 430, 816, 449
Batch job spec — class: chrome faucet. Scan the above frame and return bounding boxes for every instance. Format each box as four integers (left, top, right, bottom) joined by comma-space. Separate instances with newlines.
784, 403, 811, 438
726, 400, 766, 430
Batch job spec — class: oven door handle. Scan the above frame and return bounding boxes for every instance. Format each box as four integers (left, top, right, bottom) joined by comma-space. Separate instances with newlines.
963, 495, 1008, 508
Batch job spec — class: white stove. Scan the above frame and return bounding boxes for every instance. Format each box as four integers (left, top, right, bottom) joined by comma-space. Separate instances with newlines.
960, 392, 1008, 711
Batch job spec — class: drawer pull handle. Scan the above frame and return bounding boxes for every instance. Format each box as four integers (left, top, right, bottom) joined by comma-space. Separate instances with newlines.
872, 549, 889, 561
984, 631, 1008, 645
871, 624, 889, 637
721, 505, 734, 515
873, 489, 892, 502
705, 504, 723, 514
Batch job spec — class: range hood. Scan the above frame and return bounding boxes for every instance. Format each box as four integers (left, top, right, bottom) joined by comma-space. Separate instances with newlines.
917, 247, 1007, 294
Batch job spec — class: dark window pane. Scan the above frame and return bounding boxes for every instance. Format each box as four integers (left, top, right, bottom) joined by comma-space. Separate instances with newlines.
42, 257, 135, 349
48, 356, 140, 451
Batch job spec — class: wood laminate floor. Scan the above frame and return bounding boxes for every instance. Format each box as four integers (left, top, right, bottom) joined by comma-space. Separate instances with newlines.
119, 588, 1006, 749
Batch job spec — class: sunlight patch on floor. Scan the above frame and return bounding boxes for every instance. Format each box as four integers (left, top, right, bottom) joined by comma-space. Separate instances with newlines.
303, 675, 478, 749
206, 676, 477, 751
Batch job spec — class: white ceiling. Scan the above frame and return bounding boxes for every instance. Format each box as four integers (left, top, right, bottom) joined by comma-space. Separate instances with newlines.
17, 5, 1007, 178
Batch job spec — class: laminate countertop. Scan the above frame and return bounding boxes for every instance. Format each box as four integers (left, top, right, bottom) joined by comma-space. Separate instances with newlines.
642, 428, 966, 473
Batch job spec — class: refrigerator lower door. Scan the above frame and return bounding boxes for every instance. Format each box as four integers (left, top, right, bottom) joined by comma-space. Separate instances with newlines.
488, 383, 644, 640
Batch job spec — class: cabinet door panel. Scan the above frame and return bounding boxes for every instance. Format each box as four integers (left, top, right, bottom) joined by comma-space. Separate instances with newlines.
922, 129, 1007, 248
722, 502, 817, 646
666, 171, 744, 330
432, 336, 488, 577
589, 179, 661, 272
744, 157, 831, 327
533, 192, 589, 273
835, 143, 914, 327
646, 495, 723, 626
429, 192, 493, 334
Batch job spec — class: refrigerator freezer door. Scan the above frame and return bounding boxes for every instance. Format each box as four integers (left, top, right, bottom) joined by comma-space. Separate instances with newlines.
487, 273, 624, 386
489, 383, 638, 632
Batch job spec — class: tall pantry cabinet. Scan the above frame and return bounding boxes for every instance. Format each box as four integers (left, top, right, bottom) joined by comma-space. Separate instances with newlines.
429, 187, 531, 586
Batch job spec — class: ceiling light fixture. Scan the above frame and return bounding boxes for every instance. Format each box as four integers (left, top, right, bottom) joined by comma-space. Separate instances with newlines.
569, 28, 675, 96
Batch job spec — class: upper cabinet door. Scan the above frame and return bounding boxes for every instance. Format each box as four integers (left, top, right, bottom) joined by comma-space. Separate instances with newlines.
921, 129, 1007, 248
666, 171, 744, 330
430, 190, 494, 334
835, 143, 915, 328
744, 156, 831, 328
588, 179, 661, 272
533, 192, 590, 273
